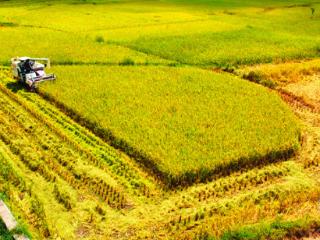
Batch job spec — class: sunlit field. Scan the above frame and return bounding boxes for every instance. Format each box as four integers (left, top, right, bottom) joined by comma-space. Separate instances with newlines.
0, 0, 319, 239
41, 65, 300, 186
0, 0, 319, 66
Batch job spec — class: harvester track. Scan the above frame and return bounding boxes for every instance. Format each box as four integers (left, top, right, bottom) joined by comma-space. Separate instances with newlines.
0, 89, 131, 209
0, 82, 161, 200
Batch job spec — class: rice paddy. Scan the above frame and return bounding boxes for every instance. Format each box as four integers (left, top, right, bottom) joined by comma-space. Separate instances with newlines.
0, 0, 319, 239
40, 65, 300, 186
0, 0, 319, 66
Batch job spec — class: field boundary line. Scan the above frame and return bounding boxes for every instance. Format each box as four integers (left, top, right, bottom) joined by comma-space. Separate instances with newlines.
86, 18, 210, 32
277, 88, 320, 114
108, 41, 185, 65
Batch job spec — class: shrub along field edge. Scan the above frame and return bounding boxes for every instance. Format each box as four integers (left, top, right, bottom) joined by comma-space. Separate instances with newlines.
218, 217, 320, 240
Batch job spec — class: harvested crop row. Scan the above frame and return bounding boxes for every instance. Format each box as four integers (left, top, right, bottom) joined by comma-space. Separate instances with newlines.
165, 173, 319, 239
0, 143, 68, 238
0, 80, 157, 199
168, 161, 296, 209
19, 91, 161, 198
0, 142, 111, 239
0, 89, 130, 209
0, 112, 127, 209
163, 164, 298, 222
0, 69, 160, 198
0, 65, 316, 240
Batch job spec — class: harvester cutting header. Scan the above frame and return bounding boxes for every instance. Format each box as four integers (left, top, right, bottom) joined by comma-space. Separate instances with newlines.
11, 57, 56, 91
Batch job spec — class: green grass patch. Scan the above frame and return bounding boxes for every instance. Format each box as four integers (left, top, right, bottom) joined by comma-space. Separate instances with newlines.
41, 65, 300, 187
0, 220, 12, 240
220, 217, 320, 240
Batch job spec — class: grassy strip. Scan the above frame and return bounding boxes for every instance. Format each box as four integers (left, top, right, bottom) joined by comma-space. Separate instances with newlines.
0, 219, 11, 240
219, 217, 320, 240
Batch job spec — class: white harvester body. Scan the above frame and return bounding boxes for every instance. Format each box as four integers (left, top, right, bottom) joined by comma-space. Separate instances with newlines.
11, 57, 56, 91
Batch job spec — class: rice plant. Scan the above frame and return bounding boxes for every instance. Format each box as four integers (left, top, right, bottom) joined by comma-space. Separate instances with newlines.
41, 65, 300, 187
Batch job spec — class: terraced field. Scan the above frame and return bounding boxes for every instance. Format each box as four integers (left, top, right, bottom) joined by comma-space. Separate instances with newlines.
0, 0, 320, 239
0, 63, 320, 239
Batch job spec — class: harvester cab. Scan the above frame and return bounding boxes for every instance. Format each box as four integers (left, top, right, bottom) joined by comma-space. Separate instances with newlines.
11, 57, 56, 91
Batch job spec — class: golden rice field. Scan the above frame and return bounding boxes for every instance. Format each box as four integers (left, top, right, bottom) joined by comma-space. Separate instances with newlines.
40, 65, 300, 187
0, 0, 319, 239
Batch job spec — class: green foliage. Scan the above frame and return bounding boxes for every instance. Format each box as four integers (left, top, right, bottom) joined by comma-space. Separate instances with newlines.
242, 71, 277, 89
120, 58, 135, 66
0, 214, 32, 240
220, 217, 320, 240
95, 35, 105, 43
10, 224, 32, 240
0, 22, 18, 27
0, 193, 6, 201
0, 220, 12, 240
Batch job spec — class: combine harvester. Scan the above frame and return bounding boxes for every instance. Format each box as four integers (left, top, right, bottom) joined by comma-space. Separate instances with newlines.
11, 57, 56, 91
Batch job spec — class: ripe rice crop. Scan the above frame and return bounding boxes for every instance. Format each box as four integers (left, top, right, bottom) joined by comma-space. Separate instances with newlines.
237, 59, 320, 87
0, 0, 319, 238
125, 27, 320, 67
41, 65, 300, 186
118, 4, 320, 66
0, 27, 171, 66
0, 1, 318, 67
